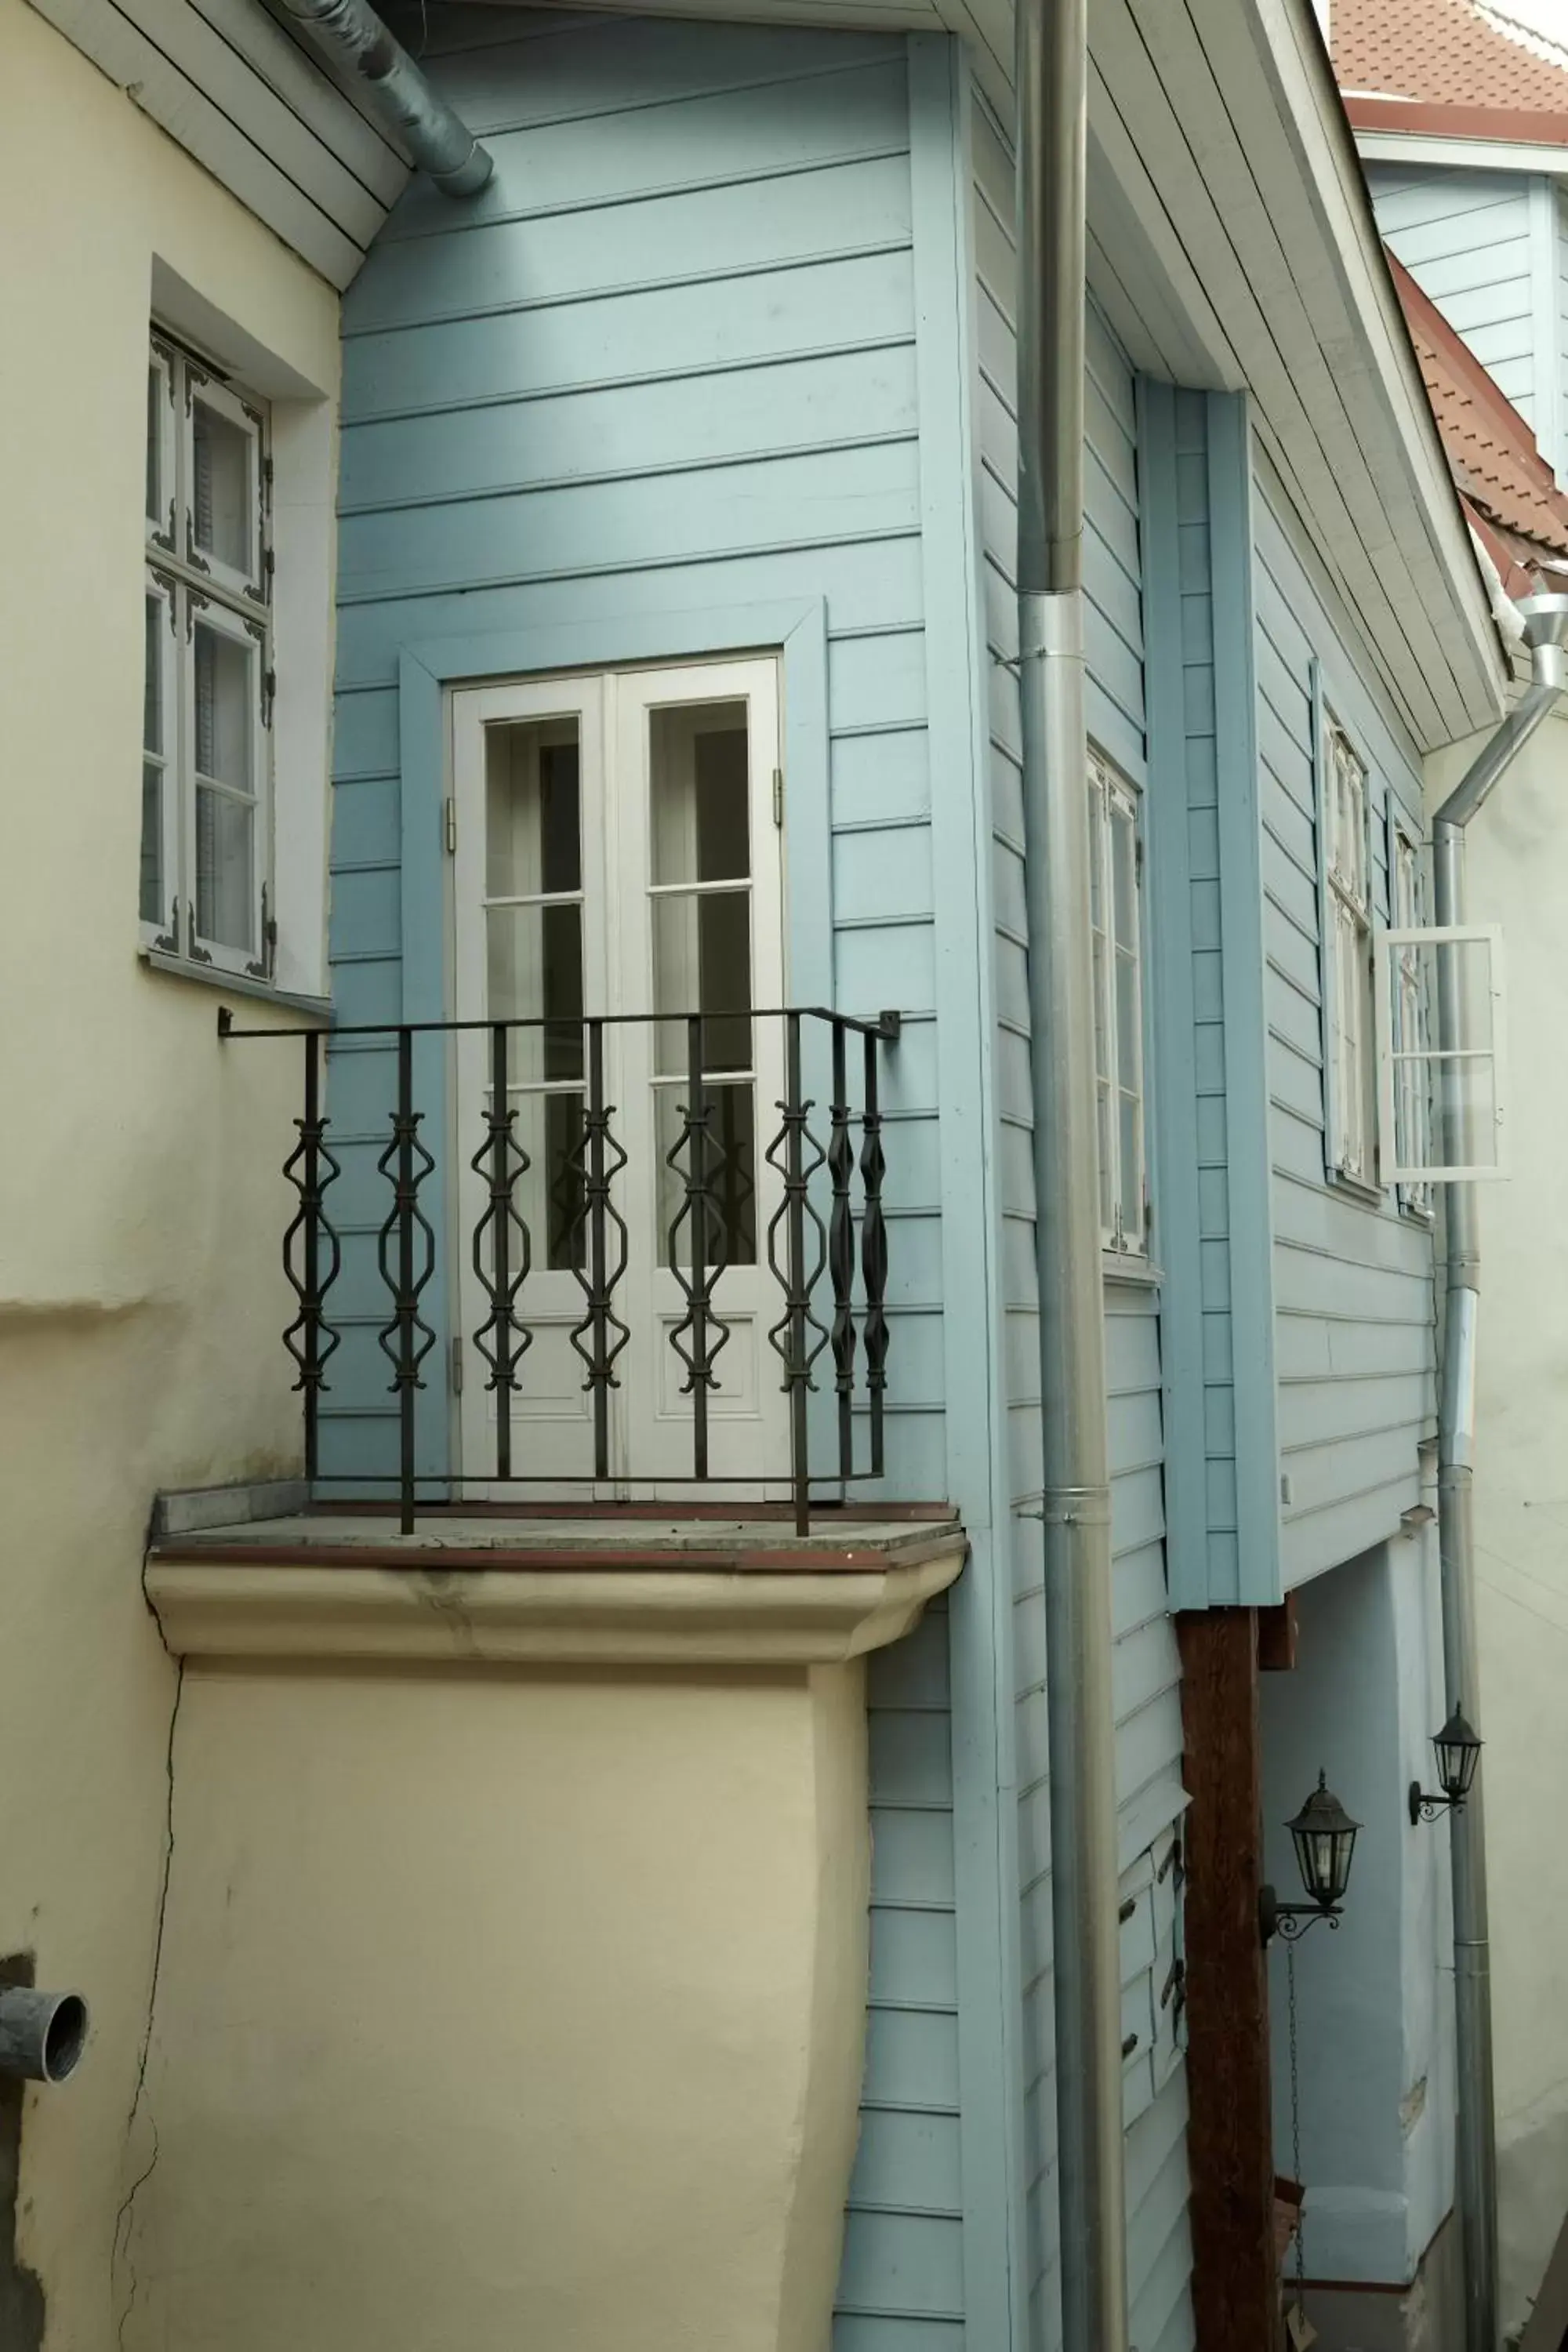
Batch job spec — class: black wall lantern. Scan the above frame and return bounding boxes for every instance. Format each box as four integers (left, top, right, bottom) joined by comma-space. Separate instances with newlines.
1259, 1771, 1362, 1945
1409, 1704, 1483, 1825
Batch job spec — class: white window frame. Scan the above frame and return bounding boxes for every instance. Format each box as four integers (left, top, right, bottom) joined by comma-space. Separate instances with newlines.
1387, 816, 1433, 1217
1316, 688, 1381, 1193
147, 337, 177, 556
142, 566, 180, 948
1374, 924, 1509, 1185
1088, 748, 1148, 1258
142, 329, 273, 981
183, 363, 268, 606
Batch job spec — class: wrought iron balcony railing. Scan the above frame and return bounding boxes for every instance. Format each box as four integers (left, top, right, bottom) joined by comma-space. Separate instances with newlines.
218, 1005, 901, 1535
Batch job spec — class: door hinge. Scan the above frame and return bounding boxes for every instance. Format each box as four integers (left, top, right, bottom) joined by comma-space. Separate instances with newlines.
451, 1334, 463, 1395
444, 797, 457, 855
772, 768, 784, 829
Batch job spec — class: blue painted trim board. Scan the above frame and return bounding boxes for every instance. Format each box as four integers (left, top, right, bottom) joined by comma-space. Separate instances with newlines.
1136, 377, 1208, 1612
394, 598, 835, 1492
1205, 394, 1281, 1607
1309, 655, 1338, 1187
906, 33, 1028, 2347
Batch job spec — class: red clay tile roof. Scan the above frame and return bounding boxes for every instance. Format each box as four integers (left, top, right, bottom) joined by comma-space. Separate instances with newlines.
1334, 0, 1568, 112
1386, 249, 1568, 592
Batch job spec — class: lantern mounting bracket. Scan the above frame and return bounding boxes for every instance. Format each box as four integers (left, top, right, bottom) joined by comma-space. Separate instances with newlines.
1258, 1886, 1344, 1947
1409, 1782, 1463, 1827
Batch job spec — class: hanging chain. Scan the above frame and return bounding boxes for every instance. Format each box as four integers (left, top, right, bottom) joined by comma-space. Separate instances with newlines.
1287, 1940, 1308, 2326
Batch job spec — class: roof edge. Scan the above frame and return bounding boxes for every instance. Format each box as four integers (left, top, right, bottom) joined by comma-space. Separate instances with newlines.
1385, 250, 1564, 484
1343, 91, 1568, 143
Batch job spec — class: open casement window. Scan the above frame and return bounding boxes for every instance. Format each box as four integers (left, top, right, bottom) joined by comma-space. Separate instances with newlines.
1088, 750, 1147, 1256
1315, 686, 1381, 1191
140, 330, 272, 978
1387, 818, 1433, 1216
1375, 925, 1508, 1184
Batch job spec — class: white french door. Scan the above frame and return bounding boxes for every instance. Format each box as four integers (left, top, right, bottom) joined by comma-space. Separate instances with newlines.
452, 657, 788, 1495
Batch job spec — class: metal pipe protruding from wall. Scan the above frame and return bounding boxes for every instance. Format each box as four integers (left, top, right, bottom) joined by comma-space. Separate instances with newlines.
1432, 590, 1568, 2352
0, 1987, 89, 2083
276, 0, 493, 196
1014, 0, 1129, 2341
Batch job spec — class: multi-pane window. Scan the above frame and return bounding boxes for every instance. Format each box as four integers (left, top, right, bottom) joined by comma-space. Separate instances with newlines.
1088, 750, 1146, 1255
142, 331, 272, 976
1390, 825, 1432, 1216
1323, 720, 1377, 1186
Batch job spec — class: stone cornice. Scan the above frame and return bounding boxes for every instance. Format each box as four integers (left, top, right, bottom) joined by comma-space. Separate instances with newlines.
145, 1545, 966, 1668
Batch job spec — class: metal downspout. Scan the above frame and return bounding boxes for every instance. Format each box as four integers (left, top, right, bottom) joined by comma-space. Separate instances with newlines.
1432, 593, 1568, 2352
1014, 0, 1129, 2342
276, 0, 493, 194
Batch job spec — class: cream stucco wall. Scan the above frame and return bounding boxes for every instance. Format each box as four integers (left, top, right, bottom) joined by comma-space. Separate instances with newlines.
1427, 707, 1568, 2339
119, 1657, 870, 2352
0, 2, 339, 2339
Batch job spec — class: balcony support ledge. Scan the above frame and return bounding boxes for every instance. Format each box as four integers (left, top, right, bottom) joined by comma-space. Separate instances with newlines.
145, 1539, 966, 1668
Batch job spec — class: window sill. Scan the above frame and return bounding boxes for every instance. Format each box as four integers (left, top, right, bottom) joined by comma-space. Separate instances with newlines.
139, 946, 332, 1021
1324, 1166, 1387, 1209
1102, 1253, 1162, 1289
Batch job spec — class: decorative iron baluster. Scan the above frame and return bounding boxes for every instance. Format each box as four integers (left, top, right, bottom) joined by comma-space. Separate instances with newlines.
861, 1026, 891, 1479
665, 1014, 733, 1481
828, 1020, 857, 1483
568, 1019, 630, 1480
470, 1020, 532, 1480
766, 1013, 830, 1535
376, 1026, 437, 1534
281, 1026, 342, 1481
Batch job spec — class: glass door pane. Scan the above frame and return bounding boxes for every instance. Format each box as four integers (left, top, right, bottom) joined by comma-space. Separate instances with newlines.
647, 700, 757, 1266
483, 714, 587, 1269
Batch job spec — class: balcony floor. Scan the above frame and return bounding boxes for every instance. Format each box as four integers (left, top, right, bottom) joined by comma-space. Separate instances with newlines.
148, 1500, 961, 1573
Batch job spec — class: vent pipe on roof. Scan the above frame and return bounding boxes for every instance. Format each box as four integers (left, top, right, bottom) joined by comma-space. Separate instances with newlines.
276, 0, 493, 197
1432, 590, 1568, 2352
1014, 0, 1130, 2338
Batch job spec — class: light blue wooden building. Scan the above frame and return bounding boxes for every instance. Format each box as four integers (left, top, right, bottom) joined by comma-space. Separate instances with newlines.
315, 1, 1511, 2343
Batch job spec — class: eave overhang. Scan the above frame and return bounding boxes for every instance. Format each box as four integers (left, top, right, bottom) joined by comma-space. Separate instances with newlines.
1083, 0, 1507, 750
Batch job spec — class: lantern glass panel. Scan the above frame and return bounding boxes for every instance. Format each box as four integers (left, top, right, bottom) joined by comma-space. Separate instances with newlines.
1433, 1708, 1482, 1802
1329, 1825, 1357, 1903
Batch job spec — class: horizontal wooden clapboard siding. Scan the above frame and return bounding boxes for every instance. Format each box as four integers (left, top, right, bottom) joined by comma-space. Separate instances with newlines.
1251, 455, 1438, 1591
325, 15, 947, 1508
1366, 165, 1537, 429
837, 1597, 965, 2345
